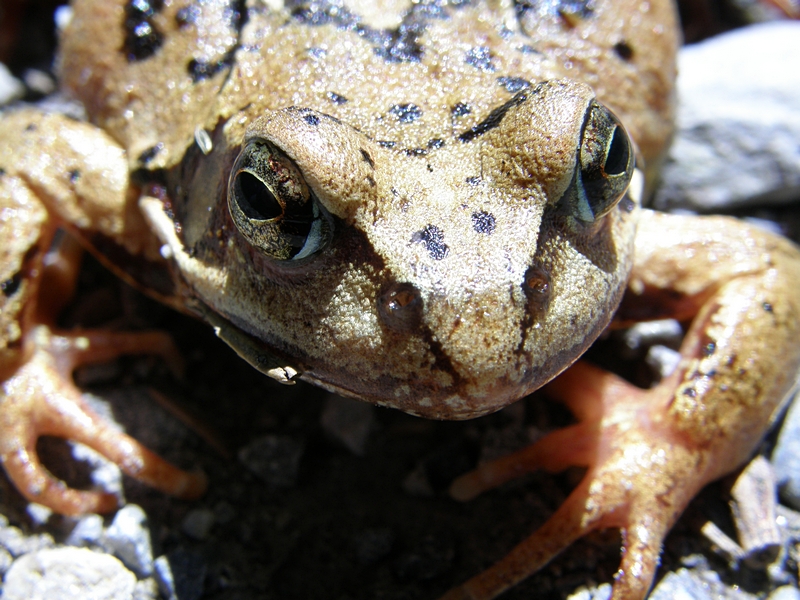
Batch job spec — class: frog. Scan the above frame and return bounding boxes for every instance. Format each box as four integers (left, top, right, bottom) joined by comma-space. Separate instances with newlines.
2, 0, 800, 598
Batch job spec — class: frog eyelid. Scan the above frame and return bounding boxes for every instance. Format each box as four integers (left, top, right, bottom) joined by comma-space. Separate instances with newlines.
227, 138, 334, 263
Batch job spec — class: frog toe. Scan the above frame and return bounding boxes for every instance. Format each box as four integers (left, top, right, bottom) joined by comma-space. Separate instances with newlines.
0, 326, 205, 516
444, 362, 707, 600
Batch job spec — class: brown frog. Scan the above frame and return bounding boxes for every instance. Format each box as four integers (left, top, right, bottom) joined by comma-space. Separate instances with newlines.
1, 1, 799, 598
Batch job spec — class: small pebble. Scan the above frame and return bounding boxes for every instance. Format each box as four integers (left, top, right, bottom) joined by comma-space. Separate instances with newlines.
0, 62, 24, 105
181, 508, 215, 541
646, 344, 682, 380
133, 578, 161, 600
773, 393, 800, 510
2, 547, 136, 600
25, 504, 53, 528
154, 549, 207, 600
353, 527, 395, 566
649, 569, 715, 600
66, 514, 105, 548
619, 319, 684, 359
103, 505, 154, 577
566, 584, 612, 600
768, 585, 800, 600
0, 546, 13, 575
320, 394, 375, 455
0, 522, 54, 558
238, 434, 304, 488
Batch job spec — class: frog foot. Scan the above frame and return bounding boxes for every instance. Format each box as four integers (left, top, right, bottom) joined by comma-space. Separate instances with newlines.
0, 324, 207, 516
443, 361, 715, 600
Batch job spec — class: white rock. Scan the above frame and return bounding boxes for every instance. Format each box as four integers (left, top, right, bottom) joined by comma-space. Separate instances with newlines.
0, 63, 23, 105
654, 22, 800, 211
103, 505, 154, 577
1, 547, 136, 600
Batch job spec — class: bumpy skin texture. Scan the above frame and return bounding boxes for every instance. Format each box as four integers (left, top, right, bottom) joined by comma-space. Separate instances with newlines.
56, 0, 678, 417
0, 1, 799, 599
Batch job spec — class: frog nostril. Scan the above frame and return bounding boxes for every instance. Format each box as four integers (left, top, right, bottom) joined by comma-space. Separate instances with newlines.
523, 265, 551, 316
378, 282, 424, 333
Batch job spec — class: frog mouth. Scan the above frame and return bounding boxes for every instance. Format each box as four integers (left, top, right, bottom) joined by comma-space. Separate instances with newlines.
190, 298, 304, 385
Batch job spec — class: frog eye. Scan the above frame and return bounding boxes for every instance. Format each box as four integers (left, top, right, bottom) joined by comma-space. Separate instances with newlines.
561, 101, 634, 224
228, 139, 333, 261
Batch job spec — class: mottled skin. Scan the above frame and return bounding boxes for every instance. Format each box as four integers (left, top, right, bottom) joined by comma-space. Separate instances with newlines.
0, 1, 799, 599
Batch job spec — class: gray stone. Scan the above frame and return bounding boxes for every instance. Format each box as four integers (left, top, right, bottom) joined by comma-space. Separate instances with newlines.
566, 584, 612, 600
238, 434, 304, 488
181, 508, 215, 541
66, 514, 105, 548
653, 22, 800, 212
768, 586, 800, 600
1, 547, 136, 600
320, 394, 376, 455
0, 547, 13, 576
103, 505, 154, 577
0, 522, 54, 558
0, 63, 23, 106
773, 393, 800, 510
649, 569, 715, 600
154, 550, 206, 600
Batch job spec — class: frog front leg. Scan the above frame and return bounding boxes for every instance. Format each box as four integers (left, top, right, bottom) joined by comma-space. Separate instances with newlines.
0, 109, 206, 515
443, 210, 800, 600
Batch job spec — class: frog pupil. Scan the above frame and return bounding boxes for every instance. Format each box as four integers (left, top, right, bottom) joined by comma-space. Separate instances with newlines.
604, 126, 629, 176
237, 171, 282, 221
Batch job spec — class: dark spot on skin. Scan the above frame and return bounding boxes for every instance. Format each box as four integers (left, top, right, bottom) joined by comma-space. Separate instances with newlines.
427, 164, 434, 173
472, 211, 496, 235
1, 272, 22, 297
459, 89, 533, 142
366, 175, 376, 187
763, 302, 774, 313
68, 169, 81, 183
290, 1, 441, 64
0, 168, 5, 176
465, 176, 481, 186
497, 76, 530, 93
613, 41, 634, 61
303, 114, 321, 126
390, 103, 422, 123
702, 341, 716, 357
185, 0, 245, 81
451, 102, 471, 118
403, 148, 428, 157
378, 282, 424, 332
188, 51, 236, 82
123, 0, 164, 61
25, 123, 36, 132
518, 44, 540, 54
523, 264, 551, 316
378, 141, 397, 149
683, 387, 697, 398
427, 138, 444, 149
360, 149, 375, 168
412, 225, 448, 261
138, 143, 164, 165
327, 91, 348, 105
175, 5, 200, 26
465, 46, 495, 72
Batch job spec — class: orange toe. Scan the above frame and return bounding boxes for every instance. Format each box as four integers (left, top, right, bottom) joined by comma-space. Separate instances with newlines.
0, 324, 205, 516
